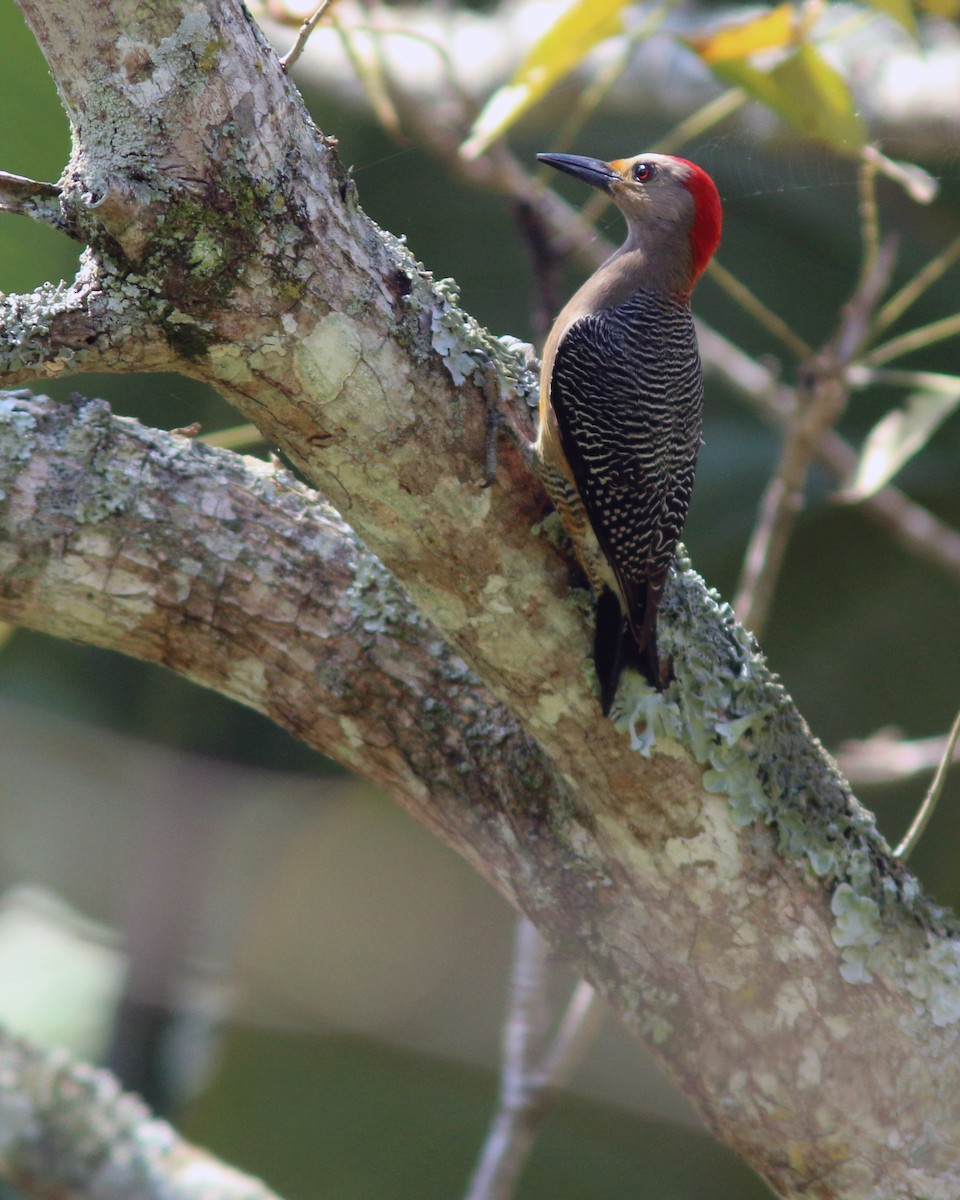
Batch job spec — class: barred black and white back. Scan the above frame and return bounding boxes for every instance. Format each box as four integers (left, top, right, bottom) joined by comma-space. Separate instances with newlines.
549, 286, 703, 708
534, 149, 721, 713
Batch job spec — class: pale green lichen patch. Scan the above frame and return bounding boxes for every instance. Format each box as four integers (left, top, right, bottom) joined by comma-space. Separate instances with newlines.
479, 574, 514, 615
831, 884, 882, 948
207, 343, 254, 385
626, 984, 680, 1045
0, 283, 86, 378
907, 940, 960, 1027
428, 278, 538, 406
0, 394, 39, 461
615, 556, 960, 1024
298, 312, 362, 403
188, 232, 224, 276
64, 399, 143, 523
339, 715, 366, 750
341, 549, 454, 652
534, 680, 584, 729
114, 7, 219, 110
664, 793, 741, 879
428, 472, 492, 529
296, 314, 419, 461
431, 281, 479, 385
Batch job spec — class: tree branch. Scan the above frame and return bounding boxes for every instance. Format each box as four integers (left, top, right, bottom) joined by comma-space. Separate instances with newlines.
0, 256, 174, 381
0, 1026, 282, 1200
0, 391, 565, 874
464, 919, 604, 1200
4, 1, 960, 1196
837, 725, 960, 786
2, 384, 960, 1198
0, 171, 64, 230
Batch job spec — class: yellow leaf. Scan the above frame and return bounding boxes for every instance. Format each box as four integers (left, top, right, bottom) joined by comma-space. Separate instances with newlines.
688, 5, 795, 64
918, 0, 960, 18
460, 0, 631, 160
713, 43, 864, 150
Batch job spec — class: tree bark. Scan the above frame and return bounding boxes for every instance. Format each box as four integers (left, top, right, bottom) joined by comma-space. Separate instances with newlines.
2, 2, 960, 1198
0, 1028, 282, 1200
0, 391, 563, 876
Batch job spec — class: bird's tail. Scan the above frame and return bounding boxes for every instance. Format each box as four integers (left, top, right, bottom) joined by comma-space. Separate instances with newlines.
594, 586, 662, 715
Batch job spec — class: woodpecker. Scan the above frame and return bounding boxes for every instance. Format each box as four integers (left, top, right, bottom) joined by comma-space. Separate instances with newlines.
535, 151, 722, 715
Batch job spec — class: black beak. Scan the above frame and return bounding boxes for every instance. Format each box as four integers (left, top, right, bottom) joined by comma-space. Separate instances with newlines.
537, 153, 618, 193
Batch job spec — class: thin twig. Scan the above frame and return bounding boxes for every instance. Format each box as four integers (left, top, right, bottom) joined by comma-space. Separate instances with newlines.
848, 366, 960, 395
0, 169, 65, 230
833, 236, 899, 364
872, 233, 960, 337
349, 23, 470, 105
279, 0, 335, 72
463, 920, 551, 1200
862, 144, 939, 205
819, 428, 960, 582
536, 979, 605, 1089
464, 918, 605, 1200
863, 312, 960, 367
733, 377, 821, 635
733, 239, 898, 634
512, 197, 564, 343
894, 706, 960, 860
329, 8, 404, 139
653, 87, 748, 155
836, 726, 960, 786
346, 0, 481, 154
855, 151, 881, 297
706, 259, 813, 360
200, 423, 266, 450
731, 375, 846, 637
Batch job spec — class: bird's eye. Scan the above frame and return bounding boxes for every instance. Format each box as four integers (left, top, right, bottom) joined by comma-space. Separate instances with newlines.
633, 162, 658, 183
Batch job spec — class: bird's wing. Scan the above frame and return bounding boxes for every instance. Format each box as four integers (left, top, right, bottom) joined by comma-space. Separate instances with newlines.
548, 287, 703, 645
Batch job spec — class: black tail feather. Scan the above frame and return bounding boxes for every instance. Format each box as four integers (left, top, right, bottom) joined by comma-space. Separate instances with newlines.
594, 586, 662, 715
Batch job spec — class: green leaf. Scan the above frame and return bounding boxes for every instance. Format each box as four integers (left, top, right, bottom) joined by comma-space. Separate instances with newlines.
460, 0, 632, 160
844, 389, 960, 500
862, 0, 918, 36
712, 43, 865, 151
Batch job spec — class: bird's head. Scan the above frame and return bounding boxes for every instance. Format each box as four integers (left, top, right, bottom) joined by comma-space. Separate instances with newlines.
537, 151, 722, 291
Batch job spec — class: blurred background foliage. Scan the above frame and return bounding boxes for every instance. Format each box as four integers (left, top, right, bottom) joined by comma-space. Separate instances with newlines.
1, 0, 959, 1195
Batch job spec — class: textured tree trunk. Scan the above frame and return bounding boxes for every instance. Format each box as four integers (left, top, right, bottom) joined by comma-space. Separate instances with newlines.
1, 2, 960, 1198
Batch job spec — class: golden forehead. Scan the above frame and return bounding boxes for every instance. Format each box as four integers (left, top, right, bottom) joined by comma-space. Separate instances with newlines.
608, 154, 686, 178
